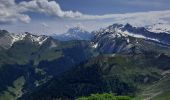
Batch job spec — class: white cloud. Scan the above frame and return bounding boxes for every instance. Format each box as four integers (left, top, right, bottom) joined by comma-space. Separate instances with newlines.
18, 0, 83, 18
78, 10, 170, 26
0, 0, 31, 24
0, 0, 84, 24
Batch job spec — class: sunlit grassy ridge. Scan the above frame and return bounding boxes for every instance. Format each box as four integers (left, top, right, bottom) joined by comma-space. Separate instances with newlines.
76, 93, 132, 100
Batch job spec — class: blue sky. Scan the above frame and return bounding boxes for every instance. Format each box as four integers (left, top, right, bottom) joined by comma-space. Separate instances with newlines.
57, 0, 170, 14
1, 0, 170, 35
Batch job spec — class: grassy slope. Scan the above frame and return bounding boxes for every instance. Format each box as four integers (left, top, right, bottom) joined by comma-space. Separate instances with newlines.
76, 93, 132, 100
0, 77, 25, 100
136, 72, 170, 100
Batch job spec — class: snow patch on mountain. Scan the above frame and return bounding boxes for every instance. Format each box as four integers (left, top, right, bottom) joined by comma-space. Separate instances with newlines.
10, 33, 27, 46
50, 41, 57, 48
118, 30, 160, 43
29, 34, 48, 45
92, 43, 98, 48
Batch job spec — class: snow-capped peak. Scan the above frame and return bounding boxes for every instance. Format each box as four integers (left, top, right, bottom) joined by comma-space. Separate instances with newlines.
10, 32, 49, 46
92, 23, 170, 54
0, 30, 48, 49
146, 23, 170, 34
93, 23, 170, 46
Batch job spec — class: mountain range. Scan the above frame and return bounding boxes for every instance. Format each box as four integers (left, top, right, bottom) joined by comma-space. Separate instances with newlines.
0, 23, 170, 100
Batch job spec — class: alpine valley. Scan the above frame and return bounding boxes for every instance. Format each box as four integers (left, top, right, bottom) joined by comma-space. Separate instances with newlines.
0, 23, 170, 100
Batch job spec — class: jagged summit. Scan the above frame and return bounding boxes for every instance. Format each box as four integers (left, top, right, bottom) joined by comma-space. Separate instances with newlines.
0, 30, 49, 49
94, 23, 170, 44
92, 23, 170, 53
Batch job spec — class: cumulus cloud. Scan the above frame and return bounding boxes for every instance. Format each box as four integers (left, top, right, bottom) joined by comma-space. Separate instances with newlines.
0, 0, 31, 24
0, 0, 83, 24
1, 0, 170, 26
19, 0, 83, 18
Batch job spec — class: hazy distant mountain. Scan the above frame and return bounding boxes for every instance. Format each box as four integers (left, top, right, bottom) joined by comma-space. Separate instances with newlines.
52, 27, 93, 41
